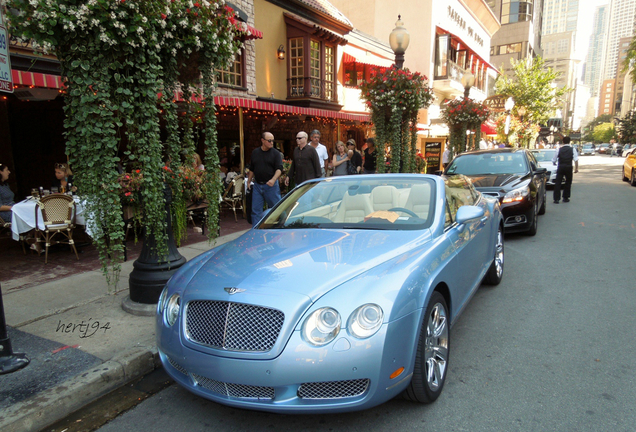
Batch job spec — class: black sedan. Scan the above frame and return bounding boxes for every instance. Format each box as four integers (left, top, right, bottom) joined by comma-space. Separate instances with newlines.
445, 149, 547, 235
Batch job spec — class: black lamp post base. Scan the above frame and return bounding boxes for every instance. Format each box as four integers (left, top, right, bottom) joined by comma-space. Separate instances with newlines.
128, 255, 186, 304
0, 353, 30, 375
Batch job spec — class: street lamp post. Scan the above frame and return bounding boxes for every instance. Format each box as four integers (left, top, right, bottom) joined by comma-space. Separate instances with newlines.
389, 16, 410, 69
461, 72, 475, 99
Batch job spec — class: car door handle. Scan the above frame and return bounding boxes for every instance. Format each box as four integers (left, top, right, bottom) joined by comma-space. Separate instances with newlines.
480, 217, 487, 222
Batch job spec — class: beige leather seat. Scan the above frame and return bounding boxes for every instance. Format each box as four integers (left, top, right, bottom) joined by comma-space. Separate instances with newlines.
370, 185, 399, 212
405, 183, 432, 219
333, 192, 373, 223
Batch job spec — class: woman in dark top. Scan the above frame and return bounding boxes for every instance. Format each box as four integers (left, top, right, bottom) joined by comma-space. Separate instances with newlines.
0, 162, 15, 222
363, 138, 377, 174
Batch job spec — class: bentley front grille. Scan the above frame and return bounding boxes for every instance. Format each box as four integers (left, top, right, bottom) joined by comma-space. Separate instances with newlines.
185, 300, 284, 352
298, 379, 370, 399
192, 374, 275, 400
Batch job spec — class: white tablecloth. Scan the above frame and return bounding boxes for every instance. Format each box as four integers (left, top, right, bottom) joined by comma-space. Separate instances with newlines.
11, 196, 86, 241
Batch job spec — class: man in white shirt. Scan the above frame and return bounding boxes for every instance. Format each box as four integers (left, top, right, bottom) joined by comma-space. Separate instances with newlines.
309, 129, 329, 177
442, 147, 451, 169
551, 136, 579, 203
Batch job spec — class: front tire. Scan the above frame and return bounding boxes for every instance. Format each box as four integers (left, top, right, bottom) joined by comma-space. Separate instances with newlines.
484, 225, 504, 285
538, 187, 546, 215
402, 291, 449, 404
526, 202, 538, 236
631, 170, 636, 187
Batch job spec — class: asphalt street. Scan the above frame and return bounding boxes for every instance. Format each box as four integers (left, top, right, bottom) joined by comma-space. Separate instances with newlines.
93, 155, 636, 432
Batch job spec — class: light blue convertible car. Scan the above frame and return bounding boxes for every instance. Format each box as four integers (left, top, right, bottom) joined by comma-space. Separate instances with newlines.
156, 174, 504, 413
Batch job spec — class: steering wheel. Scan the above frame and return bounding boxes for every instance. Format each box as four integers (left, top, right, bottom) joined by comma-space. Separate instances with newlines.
387, 207, 418, 218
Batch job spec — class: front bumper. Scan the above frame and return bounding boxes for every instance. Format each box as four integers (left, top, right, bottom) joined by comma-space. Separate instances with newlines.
157, 309, 421, 413
501, 199, 535, 233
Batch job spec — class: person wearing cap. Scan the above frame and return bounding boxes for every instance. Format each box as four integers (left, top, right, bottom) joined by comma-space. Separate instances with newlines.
346, 139, 362, 174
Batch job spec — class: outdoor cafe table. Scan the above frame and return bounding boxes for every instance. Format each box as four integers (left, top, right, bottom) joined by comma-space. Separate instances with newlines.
10, 196, 87, 241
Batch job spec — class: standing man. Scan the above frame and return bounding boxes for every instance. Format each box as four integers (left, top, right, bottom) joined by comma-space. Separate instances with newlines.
610, 139, 617, 157
285, 131, 322, 188
551, 136, 579, 204
247, 132, 283, 227
442, 146, 451, 169
309, 130, 329, 176
363, 138, 377, 174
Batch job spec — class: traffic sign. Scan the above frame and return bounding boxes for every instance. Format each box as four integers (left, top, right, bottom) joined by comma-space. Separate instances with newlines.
0, 23, 13, 94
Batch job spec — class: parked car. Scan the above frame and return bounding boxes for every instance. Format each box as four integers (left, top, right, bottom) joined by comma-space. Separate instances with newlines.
156, 174, 504, 413
581, 144, 596, 156
622, 148, 636, 185
598, 143, 610, 154
529, 149, 564, 188
621, 144, 634, 157
445, 149, 547, 235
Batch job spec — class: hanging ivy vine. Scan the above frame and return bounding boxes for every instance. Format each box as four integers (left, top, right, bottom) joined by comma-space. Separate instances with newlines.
441, 97, 491, 156
7, 0, 246, 288
360, 66, 434, 173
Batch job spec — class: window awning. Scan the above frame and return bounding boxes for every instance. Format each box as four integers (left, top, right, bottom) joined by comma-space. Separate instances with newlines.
11, 70, 63, 89
481, 119, 497, 135
244, 24, 263, 40
436, 27, 499, 74
343, 52, 393, 68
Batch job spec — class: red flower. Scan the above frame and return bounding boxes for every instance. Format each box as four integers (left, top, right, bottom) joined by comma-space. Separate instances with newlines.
136, 169, 140, 173
161, 13, 167, 19
194, 2, 200, 6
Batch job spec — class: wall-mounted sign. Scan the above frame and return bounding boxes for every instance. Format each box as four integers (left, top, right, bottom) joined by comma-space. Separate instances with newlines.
447, 6, 484, 47
483, 94, 510, 112
0, 20, 13, 93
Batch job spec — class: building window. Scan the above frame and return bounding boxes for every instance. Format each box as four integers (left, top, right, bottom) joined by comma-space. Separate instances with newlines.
557, 39, 568, 54
344, 62, 365, 86
501, 0, 533, 24
324, 45, 335, 100
497, 42, 522, 55
216, 52, 243, 87
289, 37, 304, 97
310, 40, 321, 97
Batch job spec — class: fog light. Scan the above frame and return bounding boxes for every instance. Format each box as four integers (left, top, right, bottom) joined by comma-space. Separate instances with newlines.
515, 216, 523, 222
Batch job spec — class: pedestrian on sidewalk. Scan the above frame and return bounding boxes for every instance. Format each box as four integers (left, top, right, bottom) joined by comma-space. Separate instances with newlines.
247, 132, 283, 227
309, 130, 329, 177
0, 163, 15, 222
285, 131, 322, 188
552, 136, 579, 204
610, 139, 618, 157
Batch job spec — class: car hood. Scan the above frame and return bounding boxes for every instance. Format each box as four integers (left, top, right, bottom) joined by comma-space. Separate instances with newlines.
464, 173, 529, 190
185, 229, 432, 302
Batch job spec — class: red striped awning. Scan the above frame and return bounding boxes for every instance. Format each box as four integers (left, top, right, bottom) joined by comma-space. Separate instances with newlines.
245, 24, 263, 40
343, 52, 393, 68
12, 70, 63, 89
172, 93, 371, 122
481, 120, 497, 135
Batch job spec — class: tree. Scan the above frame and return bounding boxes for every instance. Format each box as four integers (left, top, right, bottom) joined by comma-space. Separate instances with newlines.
622, 34, 636, 85
494, 57, 571, 126
592, 123, 616, 143
582, 114, 614, 141
616, 111, 636, 143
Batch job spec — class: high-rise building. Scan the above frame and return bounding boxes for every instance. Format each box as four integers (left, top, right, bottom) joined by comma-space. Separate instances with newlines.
542, 0, 578, 35
613, 36, 633, 115
598, 79, 616, 115
584, 4, 610, 97
488, 0, 544, 77
603, 0, 636, 81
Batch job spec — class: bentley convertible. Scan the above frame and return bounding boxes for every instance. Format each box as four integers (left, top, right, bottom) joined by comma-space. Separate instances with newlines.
156, 174, 504, 413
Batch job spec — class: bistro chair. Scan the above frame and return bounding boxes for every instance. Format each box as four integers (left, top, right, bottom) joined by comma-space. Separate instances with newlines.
34, 194, 79, 264
220, 175, 244, 222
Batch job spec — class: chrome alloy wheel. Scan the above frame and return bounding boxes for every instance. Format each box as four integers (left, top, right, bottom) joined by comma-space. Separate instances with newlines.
494, 228, 504, 278
424, 303, 449, 391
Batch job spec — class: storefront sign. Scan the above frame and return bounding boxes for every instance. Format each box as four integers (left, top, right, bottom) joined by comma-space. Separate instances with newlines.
422, 138, 445, 174
483, 94, 510, 112
0, 22, 13, 93
447, 6, 483, 47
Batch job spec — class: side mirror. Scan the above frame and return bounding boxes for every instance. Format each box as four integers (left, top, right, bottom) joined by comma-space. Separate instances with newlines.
455, 205, 485, 226
534, 167, 548, 175
435, 170, 445, 176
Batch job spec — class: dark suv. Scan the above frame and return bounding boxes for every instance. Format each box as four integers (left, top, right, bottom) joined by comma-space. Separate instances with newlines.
444, 149, 547, 235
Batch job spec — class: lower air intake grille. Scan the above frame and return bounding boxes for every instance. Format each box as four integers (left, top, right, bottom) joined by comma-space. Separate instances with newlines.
192, 374, 275, 400
298, 379, 370, 399
166, 356, 188, 375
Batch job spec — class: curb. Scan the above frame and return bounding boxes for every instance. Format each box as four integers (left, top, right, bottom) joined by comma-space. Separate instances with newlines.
0, 346, 159, 432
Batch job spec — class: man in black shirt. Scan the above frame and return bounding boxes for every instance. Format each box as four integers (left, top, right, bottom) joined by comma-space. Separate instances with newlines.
551, 136, 579, 204
247, 132, 283, 226
285, 131, 322, 187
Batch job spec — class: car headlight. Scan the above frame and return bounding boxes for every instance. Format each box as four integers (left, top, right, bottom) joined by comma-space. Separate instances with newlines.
502, 186, 530, 203
157, 286, 169, 314
347, 304, 384, 339
164, 294, 181, 327
301, 307, 341, 346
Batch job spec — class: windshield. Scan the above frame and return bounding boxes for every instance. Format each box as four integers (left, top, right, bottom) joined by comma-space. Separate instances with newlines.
583, 144, 593, 149
530, 150, 556, 162
259, 176, 436, 230
446, 152, 528, 175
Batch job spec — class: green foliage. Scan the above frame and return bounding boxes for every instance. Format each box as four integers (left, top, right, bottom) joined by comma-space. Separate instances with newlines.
494, 57, 570, 125
6, 0, 245, 288
582, 114, 614, 141
442, 98, 490, 156
592, 123, 616, 143
616, 111, 636, 144
360, 66, 434, 173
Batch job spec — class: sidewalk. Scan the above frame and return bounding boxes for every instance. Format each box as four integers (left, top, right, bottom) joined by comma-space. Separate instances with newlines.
0, 227, 249, 432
